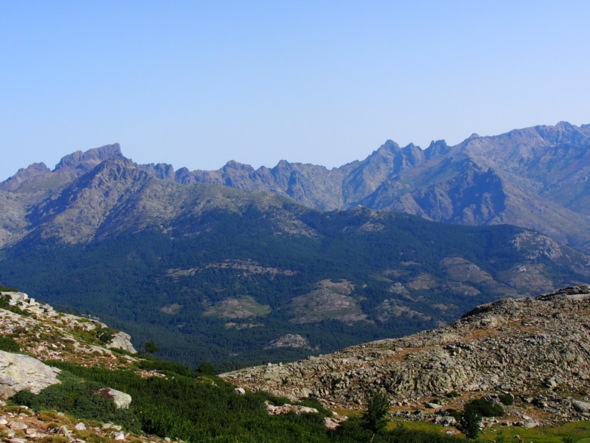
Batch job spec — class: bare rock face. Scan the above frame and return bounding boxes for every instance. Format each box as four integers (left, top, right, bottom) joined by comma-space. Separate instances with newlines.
107, 332, 137, 354
0, 351, 61, 398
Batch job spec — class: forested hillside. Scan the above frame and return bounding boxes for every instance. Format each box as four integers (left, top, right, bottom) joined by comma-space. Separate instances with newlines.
1, 200, 587, 367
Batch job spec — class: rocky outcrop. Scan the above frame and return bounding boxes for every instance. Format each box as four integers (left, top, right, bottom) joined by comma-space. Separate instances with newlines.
0, 351, 61, 398
94, 388, 132, 409
265, 402, 318, 416
265, 334, 313, 350
0, 291, 137, 369
223, 285, 590, 424
107, 332, 137, 354
0, 401, 179, 442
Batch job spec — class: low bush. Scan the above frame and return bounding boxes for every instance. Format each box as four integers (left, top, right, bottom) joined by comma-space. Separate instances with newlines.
94, 327, 117, 345
0, 336, 21, 353
137, 356, 195, 377
464, 398, 504, 417
14, 360, 467, 442
10, 372, 140, 432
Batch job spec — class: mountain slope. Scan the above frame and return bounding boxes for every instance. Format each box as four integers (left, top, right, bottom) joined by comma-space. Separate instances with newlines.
0, 288, 347, 442
223, 285, 590, 425
0, 155, 588, 367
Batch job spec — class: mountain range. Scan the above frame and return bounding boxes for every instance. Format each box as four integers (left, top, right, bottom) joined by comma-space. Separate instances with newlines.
0, 122, 588, 367
140, 121, 590, 253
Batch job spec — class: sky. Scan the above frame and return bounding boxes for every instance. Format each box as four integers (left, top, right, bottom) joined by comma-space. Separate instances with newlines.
1, 1, 589, 181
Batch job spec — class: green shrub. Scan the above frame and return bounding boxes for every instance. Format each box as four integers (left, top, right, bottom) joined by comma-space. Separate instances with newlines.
141, 341, 159, 355
459, 407, 481, 440
137, 357, 193, 377
194, 361, 216, 376
464, 398, 504, 417
362, 391, 389, 434
11, 389, 35, 406
9, 372, 140, 432
498, 393, 513, 406
0, 336, 21, 353
94, 327, 117, 345
38, 361, 467, 442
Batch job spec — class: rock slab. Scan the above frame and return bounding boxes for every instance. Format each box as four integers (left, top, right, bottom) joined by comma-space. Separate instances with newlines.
0, 351, 61, 398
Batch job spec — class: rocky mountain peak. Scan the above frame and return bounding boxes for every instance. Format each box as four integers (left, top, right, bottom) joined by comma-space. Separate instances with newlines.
223, 160, 255, 172
0, 162, 51, 192
27, 156, 154, 244
374, 140, 401, 156
75, 155, 144, 187
55, 143, 123, 173
533, 121, 588, 145
140, 163, 176, 181
425, 140, 450, 158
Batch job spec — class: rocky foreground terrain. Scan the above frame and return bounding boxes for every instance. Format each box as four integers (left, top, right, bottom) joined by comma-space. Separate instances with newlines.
223, 285, 590, 427
0, 291, 137, 371
0, 291, 180, 442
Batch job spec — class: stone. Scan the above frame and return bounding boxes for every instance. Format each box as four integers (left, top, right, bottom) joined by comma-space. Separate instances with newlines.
234, 387, 246, 395
266, 402, 319, 416
434, 415, 457, 426
324, 417, 340, 430
55, 425, 71, 436
107, 331, 137, 354
94, 388, 132, 409
544, 376, 558, 388
74, 422, 87, 431
9, 421, 28, 430
425, 402, 442, 409
572, 399, 590, 413
0, 351, 61, 398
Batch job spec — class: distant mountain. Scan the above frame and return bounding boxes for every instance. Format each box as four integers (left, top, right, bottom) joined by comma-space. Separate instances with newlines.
135, 122, 590, 253
0, 144, 588, 367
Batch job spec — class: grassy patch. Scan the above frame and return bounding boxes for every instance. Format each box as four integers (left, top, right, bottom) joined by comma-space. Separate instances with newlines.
389, 420, 590, 442
478, 421, 590, 442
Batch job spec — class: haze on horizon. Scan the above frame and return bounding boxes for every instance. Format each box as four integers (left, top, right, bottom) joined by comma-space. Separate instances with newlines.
1, 1, 589, 181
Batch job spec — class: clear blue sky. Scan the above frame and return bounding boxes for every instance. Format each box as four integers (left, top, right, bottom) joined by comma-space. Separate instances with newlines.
1, 1, 589, 181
